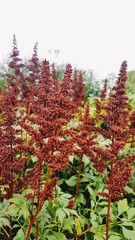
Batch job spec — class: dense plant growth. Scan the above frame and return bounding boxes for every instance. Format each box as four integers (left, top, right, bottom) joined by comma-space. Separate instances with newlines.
0, 36, 135, 240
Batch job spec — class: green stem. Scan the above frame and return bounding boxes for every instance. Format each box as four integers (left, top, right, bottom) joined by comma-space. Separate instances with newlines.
77, 224, 91, 237
1, 226, 10, 239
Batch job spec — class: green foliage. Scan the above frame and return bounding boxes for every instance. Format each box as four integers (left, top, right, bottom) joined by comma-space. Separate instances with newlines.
13, 229, 26, 240
117, 199, 129, 216
56, 67, 64, 81
56, 153, 135, 239
126, 70, 135, 107
0, 154, 135, 239
127, 70, 135, 95
83, 70, 101, 98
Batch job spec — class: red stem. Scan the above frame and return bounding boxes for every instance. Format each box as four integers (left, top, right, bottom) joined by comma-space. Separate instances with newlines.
106, 194, 111, 240
36, 221, 39, 240
26, 166, 51, 240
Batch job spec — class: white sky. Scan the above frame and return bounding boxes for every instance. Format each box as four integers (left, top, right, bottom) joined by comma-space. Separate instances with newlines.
0, 0, 135, 79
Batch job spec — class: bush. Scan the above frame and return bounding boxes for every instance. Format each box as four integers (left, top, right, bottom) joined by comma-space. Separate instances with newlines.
0, 37, 135, 240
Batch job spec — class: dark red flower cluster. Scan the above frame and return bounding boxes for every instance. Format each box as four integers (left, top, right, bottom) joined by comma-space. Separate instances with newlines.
72, 70, 86, 107
100, 79, 108, 100
94, 61, 135, 200
0, 90, 28, 199
0, 36, 86, 202
73, 61, 135, 201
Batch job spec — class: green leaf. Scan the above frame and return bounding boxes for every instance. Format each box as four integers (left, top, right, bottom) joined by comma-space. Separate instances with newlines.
80, 176, 90, 182
86, 186, 96, 201
52, 232, 67, 240
0, 199, 10, 210
78, 215, 86, 229
0, 217, 10, 227
8, 204, 20, 216
69, 209, 78, 216
118, 199, 128, 216
69, 155, 74, 163
91, 212, 97, 223
61, 193, 72, 199
18, 206, 30, 220
46, 236, 56, 240
121, 221, 135, 227
76, 192, 85, 204
99, 207, 107, 215
13, 228, 25, 240
92, 221, 98, 229
9, 194, 24, 205
59, 197, 69, 208
21, 189, 34, 197
65, 176, 78, 187
122, 227, 135, 240
109, 235, 121, 240
43, 224, 57, 229
125, 186, 135, 195
94, 235, 104, 240
98, 201, 108, 206
12, 224, 20, 229
56, 208, 66, 225
63, 218, 74, 233
75, 218, 82, 235
127, 208, 135, 219
91, 200, 95, 209
82, 154, 90, 167
63, 208, 78, 217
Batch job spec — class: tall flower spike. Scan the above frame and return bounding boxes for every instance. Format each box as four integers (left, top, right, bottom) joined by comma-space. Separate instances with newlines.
60, 63, 73, 97
0, 90, 29, 199
9, 34, 23, 68
72, 70, 86, 106
95, 79, 108, 120
100, 79, 108, 100
25, 42, 40, 100
7, 35, 26, 101
12, 34, 19, 57
27, 42, 40, 75
51, 63, 59, 91
94, 61, 135, 239
78, 71, 86, 102
98, 61, 129, 140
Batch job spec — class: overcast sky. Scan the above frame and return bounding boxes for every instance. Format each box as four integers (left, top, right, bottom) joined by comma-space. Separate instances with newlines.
0, 0, 135, 78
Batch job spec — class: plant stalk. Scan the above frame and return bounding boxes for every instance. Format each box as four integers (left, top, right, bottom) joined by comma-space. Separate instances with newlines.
26, 166, 51, 240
